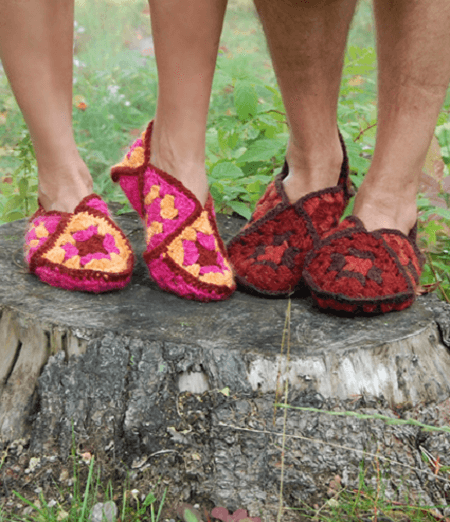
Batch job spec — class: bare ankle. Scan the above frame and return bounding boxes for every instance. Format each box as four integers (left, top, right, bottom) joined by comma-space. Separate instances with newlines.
38, 161, 93, 213
353, 184, 417, 235
282, 134, 344, 203
150, 124, 209, 205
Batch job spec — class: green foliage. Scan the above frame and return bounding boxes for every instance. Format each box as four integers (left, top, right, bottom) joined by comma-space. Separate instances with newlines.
417, 108, 450, 302
7, 449, 167, 522
0, 0, 449, 303
234, 80, 258, 121
205, 43, 378, 219
0, 126, 38, 223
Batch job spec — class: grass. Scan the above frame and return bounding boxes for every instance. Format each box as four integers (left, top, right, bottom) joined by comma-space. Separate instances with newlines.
0, 1, 450, 520
2, 455, 167, 522
2, 387, 450, 522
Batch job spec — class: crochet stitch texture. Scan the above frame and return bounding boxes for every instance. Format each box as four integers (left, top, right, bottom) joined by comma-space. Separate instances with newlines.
227, 134, 352, 296
111, 121, 235, 302
302, 216, 425, 314
24, 195, 134, 292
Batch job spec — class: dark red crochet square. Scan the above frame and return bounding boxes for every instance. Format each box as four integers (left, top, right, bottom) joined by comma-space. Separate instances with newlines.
303, 216, 424, 314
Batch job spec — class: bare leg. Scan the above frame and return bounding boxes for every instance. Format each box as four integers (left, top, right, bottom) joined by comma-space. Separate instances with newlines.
148, 0, 227, 205
253, 0, 358, 203
0, 0, 92, 213
353, 0, 450, 234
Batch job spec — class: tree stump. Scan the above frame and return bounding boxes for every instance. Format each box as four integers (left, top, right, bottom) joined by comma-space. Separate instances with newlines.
1, 212, 450, 512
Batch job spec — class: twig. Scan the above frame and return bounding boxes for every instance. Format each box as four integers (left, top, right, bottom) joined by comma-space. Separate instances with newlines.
273, 303, 289, 425
277, 300, 292, 522
263, 109, 286, 117
148, 449, 180, 459
262, 109, 288, 126
273, 403, 450, 435
373, 450, 381, 522
426, 252, 450, 304
355, 489, 446, 521
419, 444, 442, 475
217, 422, 450, 486
12, 247, 27, 272
353, 123, 377, 142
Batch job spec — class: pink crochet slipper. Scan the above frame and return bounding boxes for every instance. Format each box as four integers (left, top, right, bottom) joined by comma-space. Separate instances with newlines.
302, 216, 425, 314
227, 134, 353, 296
24, 194, 134, 292
111, 121, 236, 302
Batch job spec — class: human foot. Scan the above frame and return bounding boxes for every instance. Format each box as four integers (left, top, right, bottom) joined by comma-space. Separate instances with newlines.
149, 119, 209, 206
303, 166, 422, 315
38, 160, 93, 213
302, 214, 424, 314
111, 121, 235, 301
282, 131, 344, 203
352, 170, 418, 236
227, 134, 352, 296
25, 194, 134, 292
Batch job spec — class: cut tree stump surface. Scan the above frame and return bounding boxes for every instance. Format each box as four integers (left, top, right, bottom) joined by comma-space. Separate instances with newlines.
1, 212, 450, 513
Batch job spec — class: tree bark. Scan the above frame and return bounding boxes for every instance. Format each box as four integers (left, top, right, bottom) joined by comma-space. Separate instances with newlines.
0, 212, 450, 511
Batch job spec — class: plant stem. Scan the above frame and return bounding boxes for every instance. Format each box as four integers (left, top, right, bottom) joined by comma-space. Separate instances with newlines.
426, 252, 450, 303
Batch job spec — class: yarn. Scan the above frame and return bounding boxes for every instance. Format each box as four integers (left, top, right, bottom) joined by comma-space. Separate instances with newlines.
111, 121, 236, 302
303, 216, 425, 314
227, 134, 351, 296
24, 194, 134, 293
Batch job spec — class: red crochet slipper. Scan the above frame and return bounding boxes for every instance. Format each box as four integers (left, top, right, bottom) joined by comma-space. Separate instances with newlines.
111, 121, 236, 302
227, 134, 353, 296
302, 216, 426, 314
24, 194, 134, 292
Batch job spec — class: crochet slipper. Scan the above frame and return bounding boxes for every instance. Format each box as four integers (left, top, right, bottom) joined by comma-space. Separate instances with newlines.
24, 194, 134, 292
227, 134, 353, 296
111, 121, 236, 302
302, 216, 426, 314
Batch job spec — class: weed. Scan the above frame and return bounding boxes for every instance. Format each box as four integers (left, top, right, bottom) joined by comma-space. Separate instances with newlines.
5, 446, 167, 522
0, 126, 38, 222
0, 3, 449, 520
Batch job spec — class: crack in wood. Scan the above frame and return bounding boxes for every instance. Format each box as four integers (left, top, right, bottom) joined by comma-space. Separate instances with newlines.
3, 340, 22, 387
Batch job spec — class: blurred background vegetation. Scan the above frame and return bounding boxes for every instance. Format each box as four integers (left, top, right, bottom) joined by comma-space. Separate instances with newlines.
0, 0, 449, 300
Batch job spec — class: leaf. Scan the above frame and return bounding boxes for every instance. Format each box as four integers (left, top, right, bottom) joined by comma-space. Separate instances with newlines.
0, 182, 16, 196
424, 221, 444, 245
228, 201, 252, 220
432, 207, 450, 220
234, 80, 258, 121
219, 387, 230, 397
211, 507, 230, 521
142, 491, 156, 508
217, 128, 230, 154
230, 509, 250, 521
2, 195, 22, 214
4, 211, 25, 222
237, 139, 284, 163
18, 178, 29, 198
211, 162, 244, 180
177, 503, 204, 522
